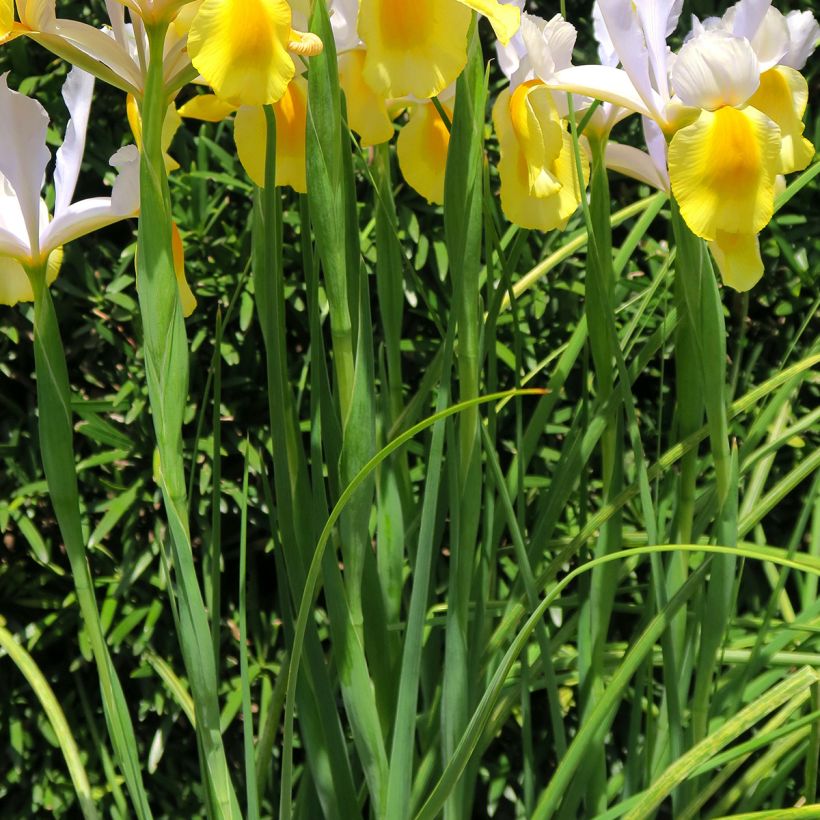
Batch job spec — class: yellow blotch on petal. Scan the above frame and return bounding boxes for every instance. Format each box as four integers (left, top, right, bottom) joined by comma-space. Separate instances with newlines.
234, 78, 308, 192
668, 105, 781, 242
178, 93, 237, 122
338, 50, 394, 147
171, 223, 197, 317
396, 101, 452, 204
0, 249, 62, 306
188, 0, 296, 107
709, 230, 764, 292
456, 0, 520, 45
493, 86, 588, 232
509, 81, 565, 198
358, 0, 471, 99
747, 67, 815, 176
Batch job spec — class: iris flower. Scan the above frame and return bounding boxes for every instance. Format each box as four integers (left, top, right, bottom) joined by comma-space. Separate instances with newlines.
537, 0, 816, 291
357, 0, 520, 99
0, 69, 139, 305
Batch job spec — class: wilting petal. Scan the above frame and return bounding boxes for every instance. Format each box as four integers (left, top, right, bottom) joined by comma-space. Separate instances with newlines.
178, 93, 238, 122
171, 222, 196, 317
396, 101, 451, 204
671, 30, 760, 110
358, 0, 471, 99
782, 10, 820, 71
709, 230, 764, 291
455, 0, 519, 45
605, 142, 668, 191
338, 50, 394, 147
54, 67, 94, 217
0, 74, 50, 259
234, 77, 308, 191
509, 81, 564, 197
748, 66, 814, 175
668, 105, 780, 241
493, 87, 587, 231
188, 0, 296, 106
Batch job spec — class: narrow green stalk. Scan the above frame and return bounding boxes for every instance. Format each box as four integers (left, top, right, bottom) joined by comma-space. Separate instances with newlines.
441, 22, 485, 820
0, 620, 98, 820
208, 309, 223, 670
135, 22, 239, 819
25, 261, 152, 819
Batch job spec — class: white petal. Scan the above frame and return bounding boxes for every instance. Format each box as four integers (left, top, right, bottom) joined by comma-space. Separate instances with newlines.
54, 67, 95, 217
596, 0, 663, 118
39, 145, 139, 257
782, 10, 820, 70
592, 2, 618, 68
729, 0, 771, 41
496, 2, 529, 83
548, 65, 653, 119
0, 174, 29, 247
634, 0, 682, 100
0, 227, 29, 259
0, 74, 50, 259
518, 13, 576, 84
331, 0, 361, 52
745, 7, 789, 70
671, 30, 760, 110
605, 142, 668, 190
642, 116, 669, 189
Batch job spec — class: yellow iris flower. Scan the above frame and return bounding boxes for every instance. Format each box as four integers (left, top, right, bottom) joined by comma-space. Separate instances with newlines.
178, 77, 310, 193
338, 49, 394, 147
396, 100, 452, 204
357, 0, 520, 99
492, 82, 588, 232
667, 30, 814, 291
187, 0, 321, 107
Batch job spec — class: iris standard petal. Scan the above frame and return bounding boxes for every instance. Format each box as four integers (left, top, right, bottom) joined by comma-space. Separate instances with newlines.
396, 101, 452, 204
668, 105, 780, 241
54, 67, 94, 217
671, 30, 760, 111
492, 86, 587, 231
338, 50, 394, 147
747, 66, 814, 175
358, 0, 471, 99
782, 10, 820, 70
709, 230, 764, 291
188, 0, 296, 107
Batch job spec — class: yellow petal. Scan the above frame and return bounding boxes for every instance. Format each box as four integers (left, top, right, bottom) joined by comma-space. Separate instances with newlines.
0, 248, 61, 305
233, 78, 308, 192
396, 101, 452, 204
709, 231, 764, 292
668, 105, 781, 242
509, 81, 564, 198
492, 87, 588, 232
178, 93, 237, 122
127, 96, 181, 173
358, 0, 471, 99
171, 222, 197, 317
456, 0, 519, 45
1, 0, 13, 39
338, 50, 394, 147
188, 0, 296, 107
747, 67, 815, 175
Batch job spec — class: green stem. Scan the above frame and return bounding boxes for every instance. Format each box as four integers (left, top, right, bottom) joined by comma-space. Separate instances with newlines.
26, 262, 152, 819
135, 22, 239, 819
